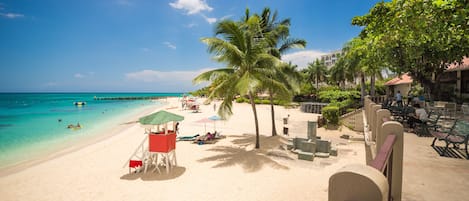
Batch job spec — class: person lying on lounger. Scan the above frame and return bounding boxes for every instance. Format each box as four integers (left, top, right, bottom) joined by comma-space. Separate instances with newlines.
194, 132, 214, 142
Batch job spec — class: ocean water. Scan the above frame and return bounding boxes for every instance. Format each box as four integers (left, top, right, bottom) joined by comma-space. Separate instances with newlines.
0, 93, 182, 169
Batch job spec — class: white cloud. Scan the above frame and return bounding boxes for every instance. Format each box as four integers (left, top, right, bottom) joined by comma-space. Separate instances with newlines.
74, 73, 84, 78
201, 14, 216, 24
169, 0, 212, 15
163, 42, 177, 50
220, 14, 233, 21
282, 50, 327, 69
125, 68, 213, 84
185, 23, 198, 28
0, 12, 24, 19
141, 47, 151, 52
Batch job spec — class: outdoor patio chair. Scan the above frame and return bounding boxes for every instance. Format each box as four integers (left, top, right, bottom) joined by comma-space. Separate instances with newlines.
430, 119, 469, 159
444, 102, 457, 119
461, 104, 469, 118
415, 110, 441, 137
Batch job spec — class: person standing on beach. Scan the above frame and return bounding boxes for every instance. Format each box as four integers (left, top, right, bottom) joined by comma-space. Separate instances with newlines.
213, 103, 216, 112
175, 122, 180, 135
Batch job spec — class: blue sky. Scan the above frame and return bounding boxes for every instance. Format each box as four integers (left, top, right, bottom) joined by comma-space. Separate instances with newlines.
0, 0, 381, 92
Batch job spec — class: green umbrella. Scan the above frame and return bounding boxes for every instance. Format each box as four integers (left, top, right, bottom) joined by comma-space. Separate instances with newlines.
139, 110, 184, 125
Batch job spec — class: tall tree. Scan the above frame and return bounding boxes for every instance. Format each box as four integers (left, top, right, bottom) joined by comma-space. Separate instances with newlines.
341, 37, 368, 103
353, 0, 469, 100
193, 14, 278, 149
254, 7, 306, 136
307, 59, 328, 90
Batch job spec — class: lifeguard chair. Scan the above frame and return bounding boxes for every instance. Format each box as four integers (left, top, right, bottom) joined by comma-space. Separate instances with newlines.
124, 110, 183, 174
145, 131, 177, 174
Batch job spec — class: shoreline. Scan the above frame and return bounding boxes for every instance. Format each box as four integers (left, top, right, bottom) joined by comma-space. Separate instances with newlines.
0, 97, 368, 201
0, 98, 172, 177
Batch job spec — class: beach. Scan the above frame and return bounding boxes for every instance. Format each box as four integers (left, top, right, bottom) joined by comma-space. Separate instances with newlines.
0, 97, 365, 201
2, 97, 468, 201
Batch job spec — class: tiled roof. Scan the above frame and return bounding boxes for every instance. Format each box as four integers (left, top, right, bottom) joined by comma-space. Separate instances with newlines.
384, 73, 413, 86
446, 57, 469, 72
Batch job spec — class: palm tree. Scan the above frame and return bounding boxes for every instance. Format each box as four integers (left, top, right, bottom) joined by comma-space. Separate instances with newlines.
193, 15, 278, 149
253, 7, 306, 136
307, 59, 328, 90
329, 57, 346, 88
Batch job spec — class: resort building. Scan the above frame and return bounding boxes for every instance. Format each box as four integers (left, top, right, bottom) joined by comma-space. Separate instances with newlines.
384, 73, 413, 98
320, 50, 344, 68
385, 57, 469, 102
440, 57, 469, 101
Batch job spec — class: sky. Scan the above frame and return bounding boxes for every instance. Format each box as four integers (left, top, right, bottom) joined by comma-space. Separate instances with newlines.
0, 0, 382, 93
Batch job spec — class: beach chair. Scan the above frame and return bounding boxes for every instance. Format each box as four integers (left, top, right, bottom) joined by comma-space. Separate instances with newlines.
177, 134, 199, 141
129, 160, 143, 173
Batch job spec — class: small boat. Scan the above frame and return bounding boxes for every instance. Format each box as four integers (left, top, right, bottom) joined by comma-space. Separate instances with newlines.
74, 101, 86, 106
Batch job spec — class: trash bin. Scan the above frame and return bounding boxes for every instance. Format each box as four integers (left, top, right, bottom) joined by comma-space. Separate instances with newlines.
283, 117, 288, 125
283, 127, 289, 135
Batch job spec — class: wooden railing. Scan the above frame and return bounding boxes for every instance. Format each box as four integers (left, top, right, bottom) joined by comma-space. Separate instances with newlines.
370, 134, 397, 201
328, 96, 403, 201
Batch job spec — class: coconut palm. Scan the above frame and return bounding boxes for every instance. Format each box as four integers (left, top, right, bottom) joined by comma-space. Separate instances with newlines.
307, 59, 328, 90
253, 7, 306, 136
193, 15, 278, 149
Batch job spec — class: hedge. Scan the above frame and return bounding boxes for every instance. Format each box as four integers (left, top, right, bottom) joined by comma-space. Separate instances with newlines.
322, 106, 340, 125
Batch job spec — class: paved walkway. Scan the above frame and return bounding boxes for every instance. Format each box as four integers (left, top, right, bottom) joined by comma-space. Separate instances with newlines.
400, 131, 469, 201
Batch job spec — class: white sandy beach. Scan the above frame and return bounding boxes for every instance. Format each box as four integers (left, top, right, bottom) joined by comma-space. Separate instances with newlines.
0, 97, 367, 201
2, 97, 469, 201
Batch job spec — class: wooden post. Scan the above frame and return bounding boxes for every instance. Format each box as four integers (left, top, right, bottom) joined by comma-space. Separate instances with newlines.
375, 109, 391, 151
329, 164, 389, 201
381, 121, 404, 201
371, 104, 381, 142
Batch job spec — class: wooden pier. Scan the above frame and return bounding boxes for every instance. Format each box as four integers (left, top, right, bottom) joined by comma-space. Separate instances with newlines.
94, 96, 170, 101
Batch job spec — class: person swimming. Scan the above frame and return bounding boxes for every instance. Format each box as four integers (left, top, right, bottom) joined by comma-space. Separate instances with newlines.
67, 123, 82, 130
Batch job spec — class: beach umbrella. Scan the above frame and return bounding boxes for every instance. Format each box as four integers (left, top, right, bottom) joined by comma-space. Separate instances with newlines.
139, 110, 184, 133
208, 115, 222, 132
139, 110, 184, 125
195, 118, 213, 133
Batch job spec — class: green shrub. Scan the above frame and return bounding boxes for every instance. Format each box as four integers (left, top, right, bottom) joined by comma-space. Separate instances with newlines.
322, 106, 339, 125
318, 90, 360, 103
260, 99, 270, 104
236, 97, 246, 103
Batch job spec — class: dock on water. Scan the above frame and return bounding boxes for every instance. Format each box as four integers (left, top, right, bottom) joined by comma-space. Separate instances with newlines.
93, 96, 170, 101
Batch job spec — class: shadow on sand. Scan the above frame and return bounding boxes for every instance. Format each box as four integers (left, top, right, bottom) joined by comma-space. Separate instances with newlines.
120, 166, 186, 181
197, 134, 293, 172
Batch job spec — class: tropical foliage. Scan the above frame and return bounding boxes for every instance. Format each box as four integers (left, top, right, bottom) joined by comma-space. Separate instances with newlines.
352, 0, 469, 100
193, 9, 282, 149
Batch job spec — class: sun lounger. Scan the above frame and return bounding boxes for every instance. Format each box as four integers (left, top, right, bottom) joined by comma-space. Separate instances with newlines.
192, 132, 225, 145
177, 134, 200, 141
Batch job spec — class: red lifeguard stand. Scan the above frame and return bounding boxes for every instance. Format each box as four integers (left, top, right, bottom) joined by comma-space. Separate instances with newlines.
146, 131, 177, 173
124, 110, 183, 174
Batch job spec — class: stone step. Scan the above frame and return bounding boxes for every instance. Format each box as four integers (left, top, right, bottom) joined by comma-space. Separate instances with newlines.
315, 152, 330, 158
298, 151, 314, 161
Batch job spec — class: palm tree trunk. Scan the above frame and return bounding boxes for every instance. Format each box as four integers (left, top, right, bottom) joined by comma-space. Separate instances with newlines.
370, 74, 376, 96
269, 89, 277, 136
360, 73, 366, 105
316, 76, 319, 89
248, 92, 261, 149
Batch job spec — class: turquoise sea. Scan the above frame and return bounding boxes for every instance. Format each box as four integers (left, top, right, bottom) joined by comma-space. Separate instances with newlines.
0, 93, 182, 169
